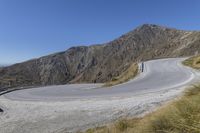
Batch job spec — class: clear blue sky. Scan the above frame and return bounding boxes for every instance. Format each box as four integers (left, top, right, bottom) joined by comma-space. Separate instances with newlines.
0, 0, 200, 64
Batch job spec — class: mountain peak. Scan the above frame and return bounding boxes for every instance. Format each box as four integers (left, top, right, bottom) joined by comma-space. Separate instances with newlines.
135, 24, 167, 31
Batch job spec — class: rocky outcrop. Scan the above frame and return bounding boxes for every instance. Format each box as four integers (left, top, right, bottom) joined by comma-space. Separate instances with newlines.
1, 24, 200, 89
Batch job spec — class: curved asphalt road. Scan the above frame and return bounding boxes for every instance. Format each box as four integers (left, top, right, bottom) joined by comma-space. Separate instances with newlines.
4, 58, 196, 101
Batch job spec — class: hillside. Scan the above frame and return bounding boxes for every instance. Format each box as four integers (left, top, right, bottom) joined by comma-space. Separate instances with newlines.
0, 24, 200, 89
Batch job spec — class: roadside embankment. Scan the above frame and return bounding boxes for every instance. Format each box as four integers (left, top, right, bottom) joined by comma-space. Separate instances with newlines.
183, 55, 200, 69
104, 63, 138, 87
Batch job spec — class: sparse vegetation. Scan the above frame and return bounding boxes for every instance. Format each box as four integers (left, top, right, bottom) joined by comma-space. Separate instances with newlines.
104, 63, 138, 87
183, 55, 200, 69
84, 84, 200, 133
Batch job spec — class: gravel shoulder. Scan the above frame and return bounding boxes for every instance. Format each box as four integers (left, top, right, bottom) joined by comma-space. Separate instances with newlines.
0, 87, 192, 133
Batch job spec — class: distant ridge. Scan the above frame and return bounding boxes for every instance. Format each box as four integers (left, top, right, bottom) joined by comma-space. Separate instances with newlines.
1, 24, 200, 89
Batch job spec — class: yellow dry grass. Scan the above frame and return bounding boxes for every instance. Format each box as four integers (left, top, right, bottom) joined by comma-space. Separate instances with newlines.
104, 63, 138, 87
83, 85, 200, 133
183, 55, 200, 69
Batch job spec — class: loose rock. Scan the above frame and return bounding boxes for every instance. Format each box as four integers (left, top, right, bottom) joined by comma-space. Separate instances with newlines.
0, 108, 3, 112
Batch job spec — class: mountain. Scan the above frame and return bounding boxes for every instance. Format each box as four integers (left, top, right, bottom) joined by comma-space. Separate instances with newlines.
0, 64, 9, 67
1, 24, 200, 89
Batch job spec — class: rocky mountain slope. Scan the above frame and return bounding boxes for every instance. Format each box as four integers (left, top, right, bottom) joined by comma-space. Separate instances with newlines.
0, 24, 200, 89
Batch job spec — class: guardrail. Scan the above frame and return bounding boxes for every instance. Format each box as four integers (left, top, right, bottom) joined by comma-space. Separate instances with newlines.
0, 85, 44, 96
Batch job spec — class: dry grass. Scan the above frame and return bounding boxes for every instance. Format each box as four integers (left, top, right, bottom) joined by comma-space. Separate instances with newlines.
104, 63, 138, 87
183, 55, 200, 69
83, 84, 200, 133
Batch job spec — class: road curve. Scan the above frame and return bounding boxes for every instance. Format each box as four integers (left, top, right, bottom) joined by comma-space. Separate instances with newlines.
1, 58, 200, 133
4, 58, 197, 101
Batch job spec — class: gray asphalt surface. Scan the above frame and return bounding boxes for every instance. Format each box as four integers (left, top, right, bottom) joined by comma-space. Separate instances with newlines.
4, 58, 195, 101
